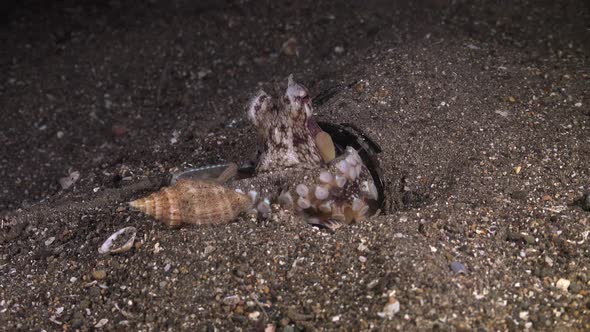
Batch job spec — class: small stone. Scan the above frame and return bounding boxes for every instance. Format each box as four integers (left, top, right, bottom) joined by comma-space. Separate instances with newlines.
92, 269, 107, 280
450, 261, 467, 274
334, 46, 344, 54
574, 102, 582, 107
59, 171, 80, 190
45, 237, 56, 246
359, 256, 367, 263
56, 131, 64, 139
248, 311, 261, 320
197, 69, 211, 80
281, 37, 298, 56
544, 256, 554, 267
354, 82, 365, 93
508, 96, 516, 103
367, 279, 379, 290
379, 298, 400, 319
514, 165, 522, 174
223, 295, 240, 306
203, 245, 216, 256
556, 278, 570, 292
522, 234, 535, 245
95, 318, 108, 328
495, 110, 509, 117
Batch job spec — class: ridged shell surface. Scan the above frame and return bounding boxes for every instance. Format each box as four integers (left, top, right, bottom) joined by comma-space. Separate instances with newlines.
129, 179, 252, 227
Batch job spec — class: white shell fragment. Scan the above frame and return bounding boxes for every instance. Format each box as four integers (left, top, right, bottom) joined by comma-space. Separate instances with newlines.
59, 171, 80, 190
98, 227, 137, 254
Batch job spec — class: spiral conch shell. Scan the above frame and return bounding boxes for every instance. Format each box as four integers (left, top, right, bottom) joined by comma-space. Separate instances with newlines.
129, 179, 252, 227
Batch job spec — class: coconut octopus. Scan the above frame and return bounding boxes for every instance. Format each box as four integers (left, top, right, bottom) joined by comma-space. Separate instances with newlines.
130, 75, 380, 229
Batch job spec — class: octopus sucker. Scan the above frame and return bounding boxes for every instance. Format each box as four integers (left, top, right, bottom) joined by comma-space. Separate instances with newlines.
130, 75, 380, 228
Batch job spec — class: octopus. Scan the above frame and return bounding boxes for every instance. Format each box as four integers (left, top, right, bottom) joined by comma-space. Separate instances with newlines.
130, 75, 379, 229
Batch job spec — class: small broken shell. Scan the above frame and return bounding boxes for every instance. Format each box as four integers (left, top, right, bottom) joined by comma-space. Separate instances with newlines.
98, 226, 137, 254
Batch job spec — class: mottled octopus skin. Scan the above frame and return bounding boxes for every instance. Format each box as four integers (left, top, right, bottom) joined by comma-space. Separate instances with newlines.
130, 75, 377, 228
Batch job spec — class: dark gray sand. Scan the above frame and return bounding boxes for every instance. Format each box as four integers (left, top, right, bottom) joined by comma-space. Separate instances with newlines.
1, 1, 589, 330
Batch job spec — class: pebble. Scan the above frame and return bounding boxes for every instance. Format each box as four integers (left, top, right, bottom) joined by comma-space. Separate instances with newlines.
495, 110, 509, 117
450, 261, 467, 274
556, 278, 570, 292
523, 234, 535, 245
334, 46, 344, 54
223, 295, 241, 306
92, 269, 107, 280
358, 256, 367, 263
379, 298, 400, 319
281, 37, 298, 56
95, 318, 108, 328
197, 69, 211, 80
366, 279, 380, 290
59, 171, 80, 190
248, 311, 260, 320
45, 237, 56, 246
544, 256, 554, 267
204, 245, 216, 256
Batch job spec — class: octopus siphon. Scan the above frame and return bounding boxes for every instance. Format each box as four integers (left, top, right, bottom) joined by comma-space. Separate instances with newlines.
130, 75, 379, 229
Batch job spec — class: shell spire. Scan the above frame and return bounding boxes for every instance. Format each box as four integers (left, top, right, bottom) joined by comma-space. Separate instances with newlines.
129, 179, 252, 227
